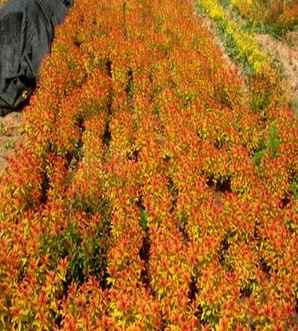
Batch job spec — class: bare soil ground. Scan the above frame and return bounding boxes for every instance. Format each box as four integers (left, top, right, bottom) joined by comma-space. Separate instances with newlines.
256, 31, 298, 115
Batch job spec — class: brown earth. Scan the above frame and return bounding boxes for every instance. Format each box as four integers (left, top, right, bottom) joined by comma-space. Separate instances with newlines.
256, 31, 298, 115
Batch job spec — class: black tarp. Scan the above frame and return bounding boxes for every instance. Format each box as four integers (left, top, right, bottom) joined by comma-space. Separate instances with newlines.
0, 0, 72, 115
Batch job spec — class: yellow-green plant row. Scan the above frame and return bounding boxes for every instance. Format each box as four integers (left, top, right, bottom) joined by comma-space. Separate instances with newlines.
198, 0, 268, 73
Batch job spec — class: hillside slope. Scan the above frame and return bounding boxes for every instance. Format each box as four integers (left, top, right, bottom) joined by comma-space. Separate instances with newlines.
0, 0, 297, 330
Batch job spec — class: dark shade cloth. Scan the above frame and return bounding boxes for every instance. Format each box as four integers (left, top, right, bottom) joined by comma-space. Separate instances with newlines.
0, 0, 72, 115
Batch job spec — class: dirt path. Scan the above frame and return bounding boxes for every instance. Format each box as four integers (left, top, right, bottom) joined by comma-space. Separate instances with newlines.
256, 32, 298, 115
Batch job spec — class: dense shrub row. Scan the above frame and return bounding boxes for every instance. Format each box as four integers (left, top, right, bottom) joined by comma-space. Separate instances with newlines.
0, 0, 297, 329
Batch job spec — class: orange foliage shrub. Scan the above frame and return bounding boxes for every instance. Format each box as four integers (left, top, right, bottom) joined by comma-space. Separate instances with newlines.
0, 0, 297, 329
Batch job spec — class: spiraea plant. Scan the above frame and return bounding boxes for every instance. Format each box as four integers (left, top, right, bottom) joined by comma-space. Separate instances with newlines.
0, 0, 297, 330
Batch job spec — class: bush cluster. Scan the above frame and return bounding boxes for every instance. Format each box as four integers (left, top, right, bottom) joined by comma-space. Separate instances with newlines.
0, 0, 297, 329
